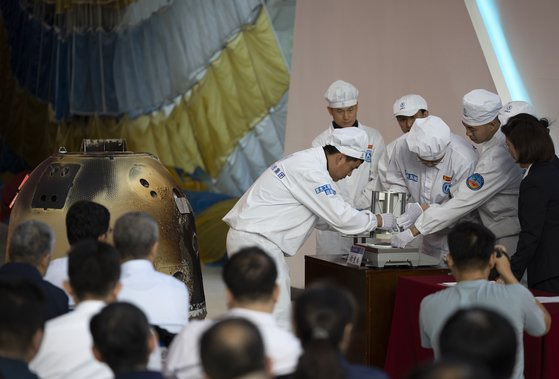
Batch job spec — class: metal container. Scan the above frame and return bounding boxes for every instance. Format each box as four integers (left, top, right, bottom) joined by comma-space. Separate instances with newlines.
7, 140, 206, 319
370, 191, 407, 239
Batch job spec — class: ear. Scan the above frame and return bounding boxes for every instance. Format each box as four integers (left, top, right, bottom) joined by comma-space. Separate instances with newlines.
97, 233, 108, 242
92, 345, 105, 363
327, 107, 334, 117
340, 323, 353, 353
111, 281, 122, 301
148, 329, 158, 354
446, 253, 455, 269
63, 280, 77, 302
27, 329, 44, 362
489, 251, 497, 268
271, 284, 280, 304
225, 288, 235, 308
148, 241, 159, 261
38, 253, 51, 276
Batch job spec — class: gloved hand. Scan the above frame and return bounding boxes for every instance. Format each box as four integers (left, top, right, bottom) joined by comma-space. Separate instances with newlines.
391, 229, 416, 248
378, 213, 397, 231
396, 202, 423, 229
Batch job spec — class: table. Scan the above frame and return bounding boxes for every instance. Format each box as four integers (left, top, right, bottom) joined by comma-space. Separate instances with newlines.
383, 275, 559, 379
304, 255, 449, 367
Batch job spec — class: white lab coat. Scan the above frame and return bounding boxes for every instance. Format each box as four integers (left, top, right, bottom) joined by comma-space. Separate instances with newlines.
385, 133, 479, 258
223, 147, 379, 329
414, 130, 524, 253
311, 123, 385, 254
223, 146, 379, 256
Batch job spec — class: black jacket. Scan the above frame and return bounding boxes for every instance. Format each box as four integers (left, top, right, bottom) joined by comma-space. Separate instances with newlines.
0, 262, 69, 319
511, 156, 559, 292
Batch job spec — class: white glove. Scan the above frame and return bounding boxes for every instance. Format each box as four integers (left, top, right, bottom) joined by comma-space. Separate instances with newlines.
391, 229, 416, 248
378, 213, 397, 231
396, 202, 423, 229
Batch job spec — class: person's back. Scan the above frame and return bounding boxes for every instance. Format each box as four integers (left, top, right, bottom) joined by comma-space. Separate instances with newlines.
292, 282, 387, 379
0, 278, 47, 379
44, 200, 110, 298
165, 247, 301, 379
30, 240, 121, 379
419, 222, 550, 379
114, 211, 189, 334
1, 220, 69, 319
90, 302, 165, 379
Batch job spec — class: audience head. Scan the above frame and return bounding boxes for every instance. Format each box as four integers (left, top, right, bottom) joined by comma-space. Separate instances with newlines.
66, 240, 121, 302
447, 222, 496, 273
0, 278, 47, 362
223, 247, 278, 305
439, 307, 517, 379
407, 358, 492, 379
292, 281, 356, 379
393, 94, 429, 133
113, 211, 159, 261
66, 200, 110, 245
501, 113, 555, 165
8, 220, 55, 273
90, 302, 155, 374
200, 317, 269, 379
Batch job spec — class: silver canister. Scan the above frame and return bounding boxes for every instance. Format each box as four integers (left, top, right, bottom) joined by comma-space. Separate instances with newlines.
370, 191, 407, 240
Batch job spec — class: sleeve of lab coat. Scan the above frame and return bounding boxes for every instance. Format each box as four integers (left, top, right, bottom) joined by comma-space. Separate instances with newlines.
285, 166, 378, 235
415, 148, 519, 236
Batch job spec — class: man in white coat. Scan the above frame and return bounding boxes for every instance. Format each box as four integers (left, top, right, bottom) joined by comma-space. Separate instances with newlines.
311, 80, 385, 254
391, 89, 524, 254
223, 127, 397, 330
378, 94, 429, 190
384, 115, 478, 261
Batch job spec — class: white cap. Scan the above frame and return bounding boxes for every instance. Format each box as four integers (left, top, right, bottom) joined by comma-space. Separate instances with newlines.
393, 94, 428, 117
327, 127, 368, 160
406, 115, 451, 161
498, 101, 537, 125
324, 80, 358, 108
462, 89, 502, 126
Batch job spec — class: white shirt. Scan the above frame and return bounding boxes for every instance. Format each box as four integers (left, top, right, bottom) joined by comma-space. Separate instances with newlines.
312, 122, 385, 209
223, 147, 378, 256
118, 259, 190, 334
415, 130, 523, 239
30, 300, 112, 379
164, 308, 302, 378
44, 257, 74, 307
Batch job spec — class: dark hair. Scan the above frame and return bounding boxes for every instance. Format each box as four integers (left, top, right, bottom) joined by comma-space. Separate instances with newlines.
323, 145, 361, 162
0, 278, 47, 356
68, 240, 121, 300
66, 200, 110, 245
439, 307, 517, 379
447, 222, 496, 271
501, 113, 555, 164
292, 281, 356, 379
113, 212, 159, 261
200, 317, 266, 379
407, 358, 492, 379
9, 220, 54, 266
90, 302, 151, 374
222, 246, 277, 303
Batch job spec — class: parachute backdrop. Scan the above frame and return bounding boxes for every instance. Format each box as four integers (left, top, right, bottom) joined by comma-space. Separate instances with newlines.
0, 0, 290, 197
